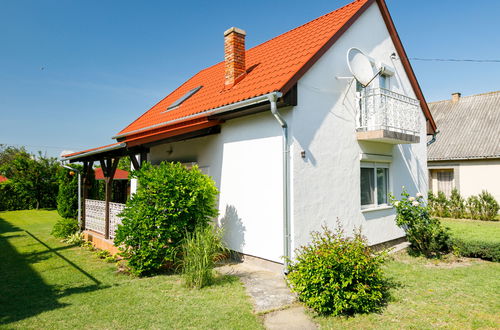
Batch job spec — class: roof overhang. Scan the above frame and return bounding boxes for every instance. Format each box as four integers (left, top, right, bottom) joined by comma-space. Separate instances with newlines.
62, 143, 149, 163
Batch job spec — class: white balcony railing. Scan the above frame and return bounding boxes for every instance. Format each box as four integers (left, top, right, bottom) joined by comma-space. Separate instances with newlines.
357, 88, 420, 135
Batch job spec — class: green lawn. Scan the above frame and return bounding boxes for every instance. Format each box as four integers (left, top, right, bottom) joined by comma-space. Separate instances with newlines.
317, 252, 500, 329
317, 217, 500, 329
0, 210, 263, 329
440, 217, 500, 244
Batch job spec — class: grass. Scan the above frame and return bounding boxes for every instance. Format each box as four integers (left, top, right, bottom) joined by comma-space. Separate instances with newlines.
440, 217, 500, 244
0, 210, 263, 329
317, 218, 500, 328
316, 252, 500, 329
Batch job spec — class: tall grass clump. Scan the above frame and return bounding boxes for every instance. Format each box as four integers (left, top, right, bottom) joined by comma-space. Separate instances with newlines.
180, 225, 227, 289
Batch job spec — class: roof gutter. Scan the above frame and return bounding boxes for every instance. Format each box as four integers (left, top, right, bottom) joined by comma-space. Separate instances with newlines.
62, 143, 126, 161
113, 92, 281, 140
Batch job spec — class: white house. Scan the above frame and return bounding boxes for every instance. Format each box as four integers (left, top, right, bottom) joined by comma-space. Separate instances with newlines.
64, 0, 437, 269
428, 91, 500, 201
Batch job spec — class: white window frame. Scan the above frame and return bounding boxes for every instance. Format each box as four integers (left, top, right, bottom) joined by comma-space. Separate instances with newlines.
360, 162, 390, 210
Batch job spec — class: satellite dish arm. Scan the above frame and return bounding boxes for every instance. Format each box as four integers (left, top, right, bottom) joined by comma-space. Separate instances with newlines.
361, 67, 383, 88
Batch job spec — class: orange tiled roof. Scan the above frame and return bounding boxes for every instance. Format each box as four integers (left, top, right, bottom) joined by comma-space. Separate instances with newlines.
62, 142, 123, 158
117, 0, 372, 138
94, 167, 129, 180
0, 175, 7, 183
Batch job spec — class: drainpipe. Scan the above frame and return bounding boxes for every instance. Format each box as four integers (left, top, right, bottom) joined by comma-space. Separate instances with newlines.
268, 92, 291, 272
427, 130, 439, 146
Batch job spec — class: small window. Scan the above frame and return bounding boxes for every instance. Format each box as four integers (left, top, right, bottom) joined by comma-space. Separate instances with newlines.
437, 169, 454, 197
166, 86, 202, 111
360, 163, 389, 209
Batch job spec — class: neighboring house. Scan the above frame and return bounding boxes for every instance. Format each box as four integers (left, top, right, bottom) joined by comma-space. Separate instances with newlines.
94, 168, 130, 204
64, 0, 436, 268
428, 91, 500, 201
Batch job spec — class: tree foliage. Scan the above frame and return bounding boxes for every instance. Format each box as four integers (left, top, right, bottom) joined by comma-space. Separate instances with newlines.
0, 146, 60, 210
57, 165, 82, 219
114, 162, 219, 276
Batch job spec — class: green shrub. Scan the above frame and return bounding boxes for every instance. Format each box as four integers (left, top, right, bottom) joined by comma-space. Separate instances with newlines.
449, 188, 466, 219
114, 162, 219, 276
435, 191, 450, 218
286, 225, 389, 316
51, 217, 79, 239
429, 189, 499, 221
453, 239, 500, 262
180, 225, 227, 289
477, 191, 499, 220
391, 190, 452, 257
0, 181, 26, 211
57, 166, 81, 219
63, 232, 84, 245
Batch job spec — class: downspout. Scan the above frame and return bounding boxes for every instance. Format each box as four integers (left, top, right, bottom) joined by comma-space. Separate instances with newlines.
268, 92, 291, 272
427, 130, 439, 146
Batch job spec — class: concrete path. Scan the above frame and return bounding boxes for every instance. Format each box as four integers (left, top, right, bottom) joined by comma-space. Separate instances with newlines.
217, 262, 317, 329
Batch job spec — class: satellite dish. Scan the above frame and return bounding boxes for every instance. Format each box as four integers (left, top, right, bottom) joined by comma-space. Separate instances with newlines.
346, 48, 376, 87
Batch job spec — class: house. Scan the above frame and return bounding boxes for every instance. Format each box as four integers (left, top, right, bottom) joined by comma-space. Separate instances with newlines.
0, 175, 7, 183
428, 91, 500, 201
63, 0, 436, 269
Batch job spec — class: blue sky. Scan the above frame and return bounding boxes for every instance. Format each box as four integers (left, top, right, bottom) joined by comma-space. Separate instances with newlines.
1, 0, 499, 157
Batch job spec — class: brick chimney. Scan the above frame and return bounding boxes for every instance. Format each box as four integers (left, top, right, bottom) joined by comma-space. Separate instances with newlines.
224, 27, 246, 87
451, 92, 461, 103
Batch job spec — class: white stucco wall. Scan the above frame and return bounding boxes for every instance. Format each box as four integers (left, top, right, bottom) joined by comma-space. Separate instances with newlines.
149, 112, 285, 262
290, 2, 428, 251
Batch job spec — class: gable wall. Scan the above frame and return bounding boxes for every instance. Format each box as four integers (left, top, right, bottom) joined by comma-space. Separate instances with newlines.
290, 2, 428, 251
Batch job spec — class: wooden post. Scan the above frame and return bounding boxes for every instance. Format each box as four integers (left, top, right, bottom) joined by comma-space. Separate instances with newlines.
129, 153, 140, 171
103, 157, 119, 239
81, 161, 93, 231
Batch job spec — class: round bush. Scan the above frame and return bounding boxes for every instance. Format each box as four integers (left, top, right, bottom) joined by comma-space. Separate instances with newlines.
286, 225, 389, 316
114, 162, 219, 276
391, 190, 452, 257
51, 217, 79, 239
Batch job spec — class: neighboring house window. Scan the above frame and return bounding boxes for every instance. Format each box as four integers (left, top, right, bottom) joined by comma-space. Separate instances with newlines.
360, 163, 389, 209
436, 169, 454, 197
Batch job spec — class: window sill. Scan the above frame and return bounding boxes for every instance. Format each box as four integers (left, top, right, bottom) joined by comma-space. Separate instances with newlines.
361, 205, 393, 213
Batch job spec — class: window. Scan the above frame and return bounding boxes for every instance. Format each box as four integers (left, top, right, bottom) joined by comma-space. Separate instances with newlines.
165, 86, 203, 111
360, 163, 389, 209
437, 169, 454, 197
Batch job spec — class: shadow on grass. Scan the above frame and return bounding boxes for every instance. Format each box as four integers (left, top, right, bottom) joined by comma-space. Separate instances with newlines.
0, 217, 107, 326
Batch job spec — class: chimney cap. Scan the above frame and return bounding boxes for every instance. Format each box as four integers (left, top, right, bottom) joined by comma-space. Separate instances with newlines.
224, 27, 246, 37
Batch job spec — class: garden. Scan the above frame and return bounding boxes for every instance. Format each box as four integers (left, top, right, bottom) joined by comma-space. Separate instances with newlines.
1, 144, 499, 328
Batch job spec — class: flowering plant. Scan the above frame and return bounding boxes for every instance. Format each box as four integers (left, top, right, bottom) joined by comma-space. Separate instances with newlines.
390, 188, 452, 257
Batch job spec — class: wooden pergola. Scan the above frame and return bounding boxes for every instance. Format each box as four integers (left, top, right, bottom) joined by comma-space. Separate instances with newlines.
66, 144, 149, 239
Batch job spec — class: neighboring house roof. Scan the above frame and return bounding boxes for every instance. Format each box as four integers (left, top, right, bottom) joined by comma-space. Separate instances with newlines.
428, 91, 500, 161
0, 175, 7, 183
94, 167, 129, 180
114, 0, 435, 142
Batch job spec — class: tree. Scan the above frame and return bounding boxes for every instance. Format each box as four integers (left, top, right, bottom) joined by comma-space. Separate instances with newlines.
0, 150, 60, 209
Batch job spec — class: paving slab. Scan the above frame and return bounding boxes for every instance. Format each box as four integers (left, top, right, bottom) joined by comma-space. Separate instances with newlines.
217, 262, 317, 329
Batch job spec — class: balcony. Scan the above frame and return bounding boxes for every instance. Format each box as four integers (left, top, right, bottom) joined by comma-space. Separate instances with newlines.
356, 88, 421, 144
